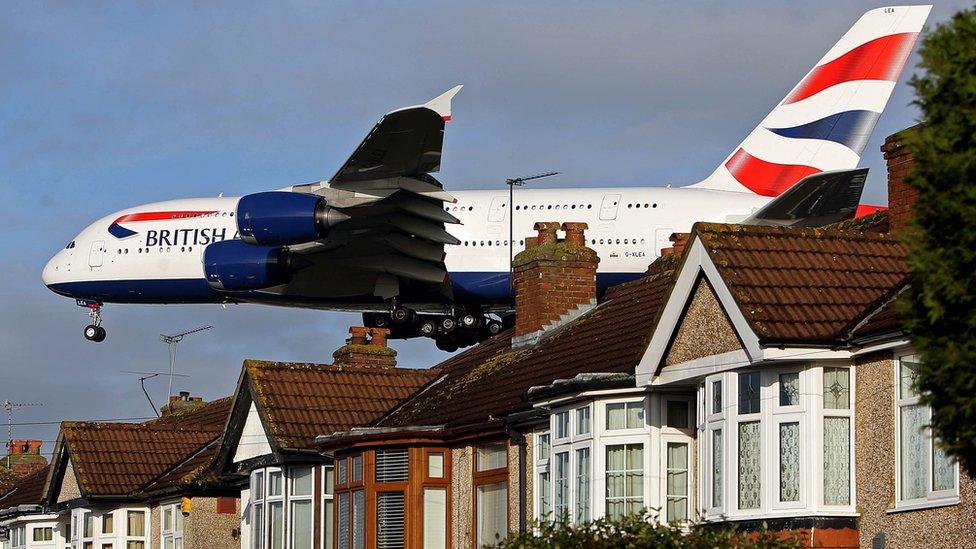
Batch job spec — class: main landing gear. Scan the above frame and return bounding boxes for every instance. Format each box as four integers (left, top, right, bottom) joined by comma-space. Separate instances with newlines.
364, 306, 508, 352
78, 299, 106, 343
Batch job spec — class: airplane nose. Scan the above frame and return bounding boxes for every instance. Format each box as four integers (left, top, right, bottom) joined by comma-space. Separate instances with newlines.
42, 254, 59, 288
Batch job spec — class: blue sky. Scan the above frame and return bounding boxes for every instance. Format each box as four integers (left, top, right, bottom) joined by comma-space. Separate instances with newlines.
0, 1, 967, 455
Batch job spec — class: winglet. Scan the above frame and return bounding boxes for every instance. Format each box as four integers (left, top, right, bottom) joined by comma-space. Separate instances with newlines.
425, 85, 463, 121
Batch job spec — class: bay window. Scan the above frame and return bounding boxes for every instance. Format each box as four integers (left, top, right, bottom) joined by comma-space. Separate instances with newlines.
535, 402, 594, 526
251, 470, 265, 549
665, 443, 689, 522
125, 510, 146, 549
289, 466, 314, 549
822, 367, 852, 506
896, 354, 958, 509
161, 503, 183, 549
606, 401, 644, 430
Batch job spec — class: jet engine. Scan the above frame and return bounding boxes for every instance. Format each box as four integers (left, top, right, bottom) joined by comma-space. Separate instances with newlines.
236, 191, 348, 246
203, 239, 291, 291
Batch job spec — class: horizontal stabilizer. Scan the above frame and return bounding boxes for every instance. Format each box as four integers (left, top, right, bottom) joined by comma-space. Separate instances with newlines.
742, 168, 868, 227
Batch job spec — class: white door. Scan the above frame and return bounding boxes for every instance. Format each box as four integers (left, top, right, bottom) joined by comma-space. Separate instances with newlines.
600, 194, 621, 220
89, 240, 104, 268
488, 196, 507, 222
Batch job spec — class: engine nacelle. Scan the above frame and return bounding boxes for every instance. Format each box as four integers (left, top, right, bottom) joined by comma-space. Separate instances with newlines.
237, 191, 348, 246
203, 239, 290, 291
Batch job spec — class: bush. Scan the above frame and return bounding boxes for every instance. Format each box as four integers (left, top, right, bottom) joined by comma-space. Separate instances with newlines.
490, 511, 803, 549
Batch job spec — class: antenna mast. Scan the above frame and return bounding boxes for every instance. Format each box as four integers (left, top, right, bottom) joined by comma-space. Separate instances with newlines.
506, 172, 560, 287
3, 400, 43, 468
159, 325, 213, 405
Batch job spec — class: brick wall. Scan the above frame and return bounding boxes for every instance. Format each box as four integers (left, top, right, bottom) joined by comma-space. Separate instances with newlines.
881, 126, 920, 233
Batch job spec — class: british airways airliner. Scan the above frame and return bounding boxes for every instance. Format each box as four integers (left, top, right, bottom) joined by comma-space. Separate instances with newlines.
42, 6, 931, 350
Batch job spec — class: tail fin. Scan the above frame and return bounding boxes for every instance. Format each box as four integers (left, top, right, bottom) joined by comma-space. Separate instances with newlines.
691, 5, 931, 196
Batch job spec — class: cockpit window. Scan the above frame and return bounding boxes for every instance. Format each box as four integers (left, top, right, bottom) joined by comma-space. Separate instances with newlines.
65, 241, 75, 249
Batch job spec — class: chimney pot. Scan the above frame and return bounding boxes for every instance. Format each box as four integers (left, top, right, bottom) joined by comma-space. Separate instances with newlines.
369, 327, 390, 347
561, 222, 588, 246
533, 222, 560, 246
333, 326, 397, 369
348, 326, 369, 346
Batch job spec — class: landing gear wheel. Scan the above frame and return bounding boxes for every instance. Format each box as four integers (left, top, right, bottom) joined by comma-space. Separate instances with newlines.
435, 337, 459, 352
418, 318, 437, 337
485, 320, 504, 335
439, 316, 457, 334
390, 307, 414, 325
84, 325, 106, 342
459, 313, 479, 329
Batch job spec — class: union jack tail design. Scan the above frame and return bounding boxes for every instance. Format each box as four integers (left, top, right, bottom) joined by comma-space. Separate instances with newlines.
692, 5, 931, 196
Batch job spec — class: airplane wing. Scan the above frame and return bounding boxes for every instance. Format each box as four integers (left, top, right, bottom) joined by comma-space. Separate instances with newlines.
742, 168, 868, 227
264, 88, 465, 302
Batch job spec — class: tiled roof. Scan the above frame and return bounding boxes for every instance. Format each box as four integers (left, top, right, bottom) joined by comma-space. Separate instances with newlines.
695, 223, 909, 344
144, 396, 233, 430
142, 439, 220, 494
379, 257, 678, 428
852, 297, 905, 341
61, 422, 220, 497
245, 362, 438, 450
828, 210, 890, 233
0, 465, 49, 509
0, 467, 17, 495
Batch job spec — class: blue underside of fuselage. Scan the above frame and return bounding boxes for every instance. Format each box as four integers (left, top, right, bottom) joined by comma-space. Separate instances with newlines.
47, 271, 645, 306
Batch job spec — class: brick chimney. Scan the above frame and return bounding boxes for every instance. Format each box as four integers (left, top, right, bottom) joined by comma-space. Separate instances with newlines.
881, 125, 920, 233
512, 222, 600, 348
160, 391, 206, 417
4, 440, 46, 475
660, 232, 690, 256
332, 327, 397, 369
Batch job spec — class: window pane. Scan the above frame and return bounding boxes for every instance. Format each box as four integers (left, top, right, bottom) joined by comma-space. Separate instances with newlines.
537, 434, 550, 461
606, 403, 626, 430
337, 459, 347, 485
423, 488, 447, 549
555, 411, 569, 439
933, 442, 956, 492
476, 482, 508, 546
824, 417, 851, 505
606, 444, 643, 518
352, 491, 365, 549
738, 421, 761, 509
779, 372, 799, 406
84, 513, 93, 537
352, 456, 363, 483
126, 543, 145, 549
337, 494, 349, 549
666, 443, 689, 522
324, 466, 335, 495
428, 453, 445, 478
575, 447, 590, 524
779, 422, 800, 502
738, 372, 761, 414
269, 470, 283, 497
477, 444, 507, 471
627, 402, 644, 428
667, 400, 688, 429
537, 472, 551, 520
253, 503, 264, 549
900, 359, 920, 399
712, 429, 723, 508
290, 500, 312, 549
164, 508, 172, 531
269, 501, 284, 549
290, 466, 314, 496
576, 406, 591, 435
900, 404, 929, 500
324, 499, 334, 549
254, 470, 265, 500
375, 450, 409, 483
126, 512, 145, 537
554, 453, 569, 522
376, 492, 405, 549
103, 513, 114, 534
823, 368, 850, 409
712, 380, 723, 414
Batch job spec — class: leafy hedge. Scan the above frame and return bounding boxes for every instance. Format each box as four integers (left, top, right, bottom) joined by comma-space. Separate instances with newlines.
490, 512, 802, 549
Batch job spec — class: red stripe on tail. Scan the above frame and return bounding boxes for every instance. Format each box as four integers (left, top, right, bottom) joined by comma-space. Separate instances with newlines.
725, 149, 821, 197
783, 32, 918, 105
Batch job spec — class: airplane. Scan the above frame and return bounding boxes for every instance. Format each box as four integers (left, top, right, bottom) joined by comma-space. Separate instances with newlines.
42, 5, 931, 351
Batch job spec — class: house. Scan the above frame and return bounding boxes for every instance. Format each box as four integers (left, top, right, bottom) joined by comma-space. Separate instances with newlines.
212, 328, 437, 549
0, 465, 54, 549
40, 394, 240, 549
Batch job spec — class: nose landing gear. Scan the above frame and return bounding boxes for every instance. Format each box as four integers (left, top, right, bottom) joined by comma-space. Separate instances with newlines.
78, 299, 106, 342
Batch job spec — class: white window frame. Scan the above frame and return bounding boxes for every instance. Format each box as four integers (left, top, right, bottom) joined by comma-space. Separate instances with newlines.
534, 399, 597, 526
321, 465, 334, 549
287, 466, 315, 549
820, 366, 854, 510
892, 352, 959, 512
160, 501, 183, 549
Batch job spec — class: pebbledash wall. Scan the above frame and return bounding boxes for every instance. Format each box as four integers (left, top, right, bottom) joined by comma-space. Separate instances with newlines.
854, 351, 976, 548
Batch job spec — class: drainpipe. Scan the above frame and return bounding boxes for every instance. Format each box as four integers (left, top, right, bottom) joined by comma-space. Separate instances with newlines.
503, 424, 528, 532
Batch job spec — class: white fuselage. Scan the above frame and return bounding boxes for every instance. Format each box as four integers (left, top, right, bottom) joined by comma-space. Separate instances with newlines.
42, 186, 768, 310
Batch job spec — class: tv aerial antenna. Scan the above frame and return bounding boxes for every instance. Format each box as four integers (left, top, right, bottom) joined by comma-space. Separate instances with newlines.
159, 325, 213, 405
505, 171, 560, 286
3, 400, 43, 468
120, 371, 191, 418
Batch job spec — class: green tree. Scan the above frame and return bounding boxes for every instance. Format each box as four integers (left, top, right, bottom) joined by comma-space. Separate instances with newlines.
901, 7, 976, 475
491, 512, 801, 549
